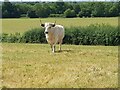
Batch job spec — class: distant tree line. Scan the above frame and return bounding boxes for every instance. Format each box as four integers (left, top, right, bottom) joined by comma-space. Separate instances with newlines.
2, 2, 120, 18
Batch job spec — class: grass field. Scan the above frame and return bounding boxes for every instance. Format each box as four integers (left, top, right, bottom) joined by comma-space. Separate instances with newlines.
2, 43, 118, 88
1, 17, 118, 88
1, 17, 118, 33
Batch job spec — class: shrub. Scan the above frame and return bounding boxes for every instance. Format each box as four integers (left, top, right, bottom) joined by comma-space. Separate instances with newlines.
1, 33, 22, 43
22, 28, 46, 43
26, 10, 38, 18
63, 24, 119, 45
49, 14, 64, 17
1, 24, 119, 46
64, 9, 76, 18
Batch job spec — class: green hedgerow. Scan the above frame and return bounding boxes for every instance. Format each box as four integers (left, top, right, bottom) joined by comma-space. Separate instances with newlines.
1, 24, 119, 46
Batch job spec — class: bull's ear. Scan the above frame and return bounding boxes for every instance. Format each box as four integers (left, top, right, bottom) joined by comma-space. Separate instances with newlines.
52, 24, 55, 27
41, 24, 45, 27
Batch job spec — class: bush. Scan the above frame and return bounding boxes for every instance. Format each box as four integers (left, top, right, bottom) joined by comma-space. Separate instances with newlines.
64, 24, 119, 45
22, 28, 46, 43
1, 33, 22, 43
49, 14, 64, 17
1, 24, 119, 46
64, 9, 76, 18
20, 14, 27, 18
27, 10, 38, 18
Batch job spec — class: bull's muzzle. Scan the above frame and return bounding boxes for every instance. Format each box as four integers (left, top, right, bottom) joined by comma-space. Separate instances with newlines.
44, 31, 48, 34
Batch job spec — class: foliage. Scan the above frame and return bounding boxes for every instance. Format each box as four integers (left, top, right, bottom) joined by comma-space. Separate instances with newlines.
78, 8, 91, 17
64, 24, 119, 46
2, 2, 119, 18
1, 24, 119, 46
26, 10, 38, 18
34, 3, 50, 18
0, 3, 2, 18
1, 33, 22, 43
15, 3, 33, 15
64, 9, 76, 18
22, 28, 46, 43
92, 2, 105, 17
49, 14, 64, 17
2, 2, 21, 18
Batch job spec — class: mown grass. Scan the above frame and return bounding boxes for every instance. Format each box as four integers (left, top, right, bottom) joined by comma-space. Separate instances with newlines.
2, 43, 118, 88
1, 17, 118, 33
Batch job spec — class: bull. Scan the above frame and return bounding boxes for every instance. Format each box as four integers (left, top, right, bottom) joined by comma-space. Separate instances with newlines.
40, 21, 65, 53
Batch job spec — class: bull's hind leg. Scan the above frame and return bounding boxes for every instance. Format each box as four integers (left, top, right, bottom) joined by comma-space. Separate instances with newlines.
59, 44, 61, 51
59, 40, 63, 51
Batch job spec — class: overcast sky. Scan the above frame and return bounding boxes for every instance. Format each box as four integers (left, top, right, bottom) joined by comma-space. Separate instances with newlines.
0, 0, 118, 2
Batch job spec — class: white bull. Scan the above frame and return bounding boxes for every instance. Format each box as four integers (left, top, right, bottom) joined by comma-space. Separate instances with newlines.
41, 22, 65, 53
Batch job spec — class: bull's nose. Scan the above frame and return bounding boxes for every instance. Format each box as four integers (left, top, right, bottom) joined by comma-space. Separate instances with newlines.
44, 32, 48, 34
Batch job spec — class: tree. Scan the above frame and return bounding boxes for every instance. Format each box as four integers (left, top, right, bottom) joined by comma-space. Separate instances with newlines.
15, 3, 33, 15
34, 3, 50, 18
91, 2, 105, 17
64, 9, 76, 18
1, 2, 119, 18
0, 3, 2, 18
2, 2, 20, 18
73, 4, 80, 14
118, 1, 120, 16
27, 10, 38, 18
104, 2, 112, 17
78, 8, 91, 17
109, 3, 119, 17
54, 2, 65, 14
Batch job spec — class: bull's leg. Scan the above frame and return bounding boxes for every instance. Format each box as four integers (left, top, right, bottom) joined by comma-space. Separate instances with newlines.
50, 44, 52, 51
50, 43, 55, 53
59, 44, 61, 51
59, 40, 62, 51
52, 45, 55, 53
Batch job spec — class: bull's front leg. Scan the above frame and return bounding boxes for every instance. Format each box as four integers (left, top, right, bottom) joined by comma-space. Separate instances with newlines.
52, 45, 55, 53
50, 44, 52, 51
50, 44, 55, 53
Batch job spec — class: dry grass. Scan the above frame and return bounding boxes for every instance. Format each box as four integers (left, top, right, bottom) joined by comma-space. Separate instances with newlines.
2, 43, 118, 88
1, 17, 118, 33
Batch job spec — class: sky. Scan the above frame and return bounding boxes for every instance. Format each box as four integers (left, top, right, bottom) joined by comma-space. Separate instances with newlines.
0, 0, 118, 2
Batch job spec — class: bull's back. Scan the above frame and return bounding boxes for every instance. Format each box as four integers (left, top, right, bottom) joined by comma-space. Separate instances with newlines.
55, 25, 64, 39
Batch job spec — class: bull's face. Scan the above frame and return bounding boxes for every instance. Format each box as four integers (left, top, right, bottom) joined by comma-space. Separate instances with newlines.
41, 23, 55, 34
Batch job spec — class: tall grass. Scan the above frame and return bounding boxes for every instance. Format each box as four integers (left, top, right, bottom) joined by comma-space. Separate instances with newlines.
1, 24, 119, 46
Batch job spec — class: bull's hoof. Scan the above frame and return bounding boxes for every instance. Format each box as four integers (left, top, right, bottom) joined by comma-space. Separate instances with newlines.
52, 51, 55, 53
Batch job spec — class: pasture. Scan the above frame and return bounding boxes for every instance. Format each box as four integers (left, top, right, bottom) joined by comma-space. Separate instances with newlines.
1, 17, 118, 33
1, 17, 118, 88
2, 43, 118, 88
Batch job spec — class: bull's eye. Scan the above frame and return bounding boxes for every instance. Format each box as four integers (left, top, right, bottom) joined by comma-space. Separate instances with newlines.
45, 32, 48, 34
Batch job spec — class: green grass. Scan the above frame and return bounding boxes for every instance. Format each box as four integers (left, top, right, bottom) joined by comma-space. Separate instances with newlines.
1, 17, 118, 33
2, 43, 118, 88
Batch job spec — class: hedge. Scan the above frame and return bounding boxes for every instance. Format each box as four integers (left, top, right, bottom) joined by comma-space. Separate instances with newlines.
1, 24, 120, 46
64, 24, 119, 45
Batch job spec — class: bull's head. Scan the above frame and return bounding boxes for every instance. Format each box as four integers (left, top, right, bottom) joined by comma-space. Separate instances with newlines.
40, 20, 56, 34
40, 20, 56, 28
40, 20, 45, 27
